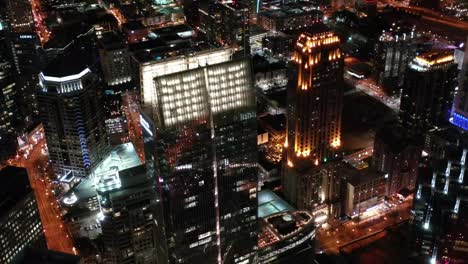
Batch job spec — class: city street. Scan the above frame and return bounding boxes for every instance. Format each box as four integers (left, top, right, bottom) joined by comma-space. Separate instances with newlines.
30, 0, 51, 45
344, 73, 400, 112
386, 1, 468, 33
15, 139, 76, 255
317, 198, 412, 254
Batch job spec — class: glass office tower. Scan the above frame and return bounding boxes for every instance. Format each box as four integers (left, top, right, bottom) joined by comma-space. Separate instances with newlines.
142, 57, 258, 264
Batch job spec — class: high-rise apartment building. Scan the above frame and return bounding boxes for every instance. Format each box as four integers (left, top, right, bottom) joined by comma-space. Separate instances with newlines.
37, 41, 109, 179
400, 50, 457, 131
282, 30, 344, 208
142, 54, 258, 264
0, 166, 45, 264
411, 127, 468, 263
373, 26, 415, 96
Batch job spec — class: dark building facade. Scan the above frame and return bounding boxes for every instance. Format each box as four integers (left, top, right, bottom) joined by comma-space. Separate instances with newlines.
4, 0, 43, 129
282, 30, 344, 208
143, 58, 258, 264
411, 127, 468, 263
0, 166, 45, 264
0, 50, 19, 161
373, 125, 423, 194
97, 165, 158, 264
400, 50, 458, 131
257, 7, 323, 33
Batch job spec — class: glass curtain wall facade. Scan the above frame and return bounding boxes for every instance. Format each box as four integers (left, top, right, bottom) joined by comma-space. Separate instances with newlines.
143, 58, 258, 264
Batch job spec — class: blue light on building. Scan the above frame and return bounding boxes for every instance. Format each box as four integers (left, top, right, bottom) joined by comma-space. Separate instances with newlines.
450, 112, 468, 131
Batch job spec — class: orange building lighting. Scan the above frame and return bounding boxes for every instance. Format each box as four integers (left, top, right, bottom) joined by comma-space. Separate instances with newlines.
289, 31, 343, 162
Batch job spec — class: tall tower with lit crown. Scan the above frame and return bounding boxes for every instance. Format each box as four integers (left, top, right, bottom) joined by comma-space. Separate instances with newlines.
283, 30, 344, 209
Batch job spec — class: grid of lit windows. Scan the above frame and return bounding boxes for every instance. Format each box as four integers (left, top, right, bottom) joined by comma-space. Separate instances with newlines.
0, 196, 43, 264
140, 48, 233, 107
154, 59, 252, 127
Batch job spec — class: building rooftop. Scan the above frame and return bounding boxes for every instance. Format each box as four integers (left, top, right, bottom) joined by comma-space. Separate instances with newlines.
259, 3, 321, 19
92, 142, 142, 176
258, 114, 286, 137
343, 163, 386, 186
295, 30, 340, 52
378, 25, 415, 42
0, 166, 31, 215
258, 210, 313, 248
131, 38, 211, 64
18, 249, 82, 264
152, 24, 193, 38
65, 143, 142, 204
122, 21, 146, 31
258, 189, 294, 218
44, 8, 116, 50
98, 31, 126, 51
375, 124, 423, 153
42, 35, 96, 78
415, 50, 454, 67
97, 165, 148, 195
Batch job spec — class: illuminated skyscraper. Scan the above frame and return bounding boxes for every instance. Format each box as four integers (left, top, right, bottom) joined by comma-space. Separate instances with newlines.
282, 30, 344, 208
37, 40, 109, 179
450, 37, 468, 131
373, 26, 415, 96
142, 54, 258, 264
400, 50, 457, 131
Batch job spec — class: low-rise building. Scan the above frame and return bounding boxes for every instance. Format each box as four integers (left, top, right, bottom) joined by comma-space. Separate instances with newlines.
258, 211, 316, 263
341, 164, 388, 218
